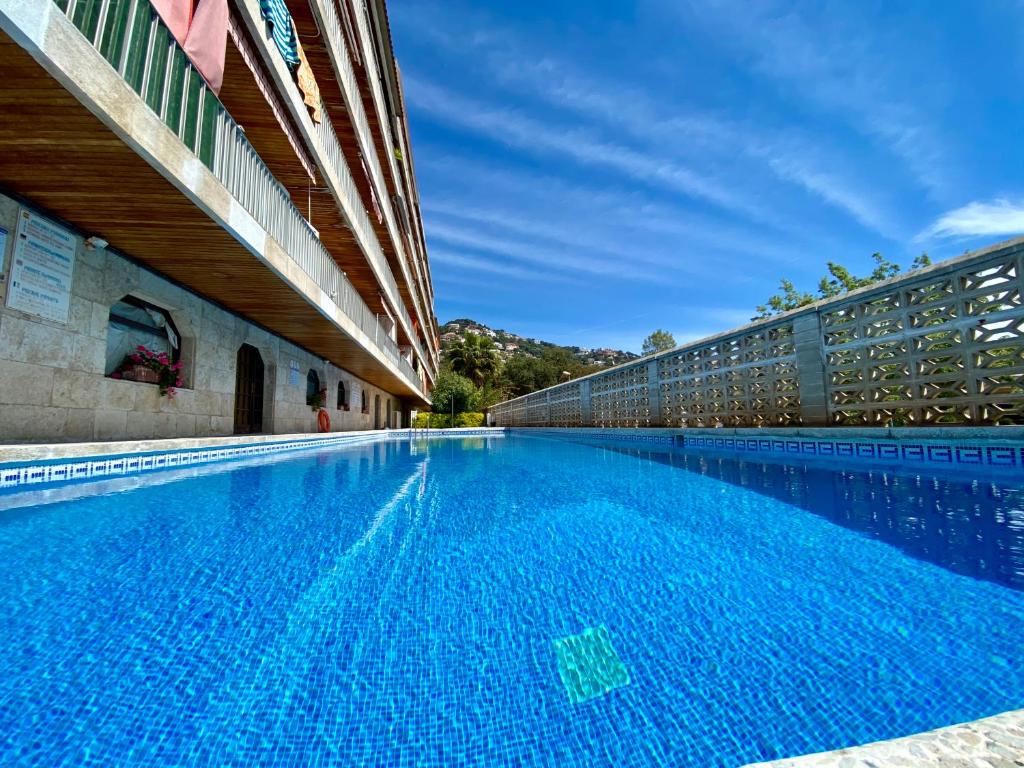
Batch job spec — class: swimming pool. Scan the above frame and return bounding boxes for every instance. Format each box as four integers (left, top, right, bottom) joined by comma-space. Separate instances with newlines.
1, 432, 1022, 766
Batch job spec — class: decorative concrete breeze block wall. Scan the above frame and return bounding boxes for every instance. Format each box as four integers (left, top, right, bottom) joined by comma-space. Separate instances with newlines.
0, 194, 402, 442
492, 238, 1024, 428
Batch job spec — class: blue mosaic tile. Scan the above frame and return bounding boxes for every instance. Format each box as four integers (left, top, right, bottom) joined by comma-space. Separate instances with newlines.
987, 446, 1017, 466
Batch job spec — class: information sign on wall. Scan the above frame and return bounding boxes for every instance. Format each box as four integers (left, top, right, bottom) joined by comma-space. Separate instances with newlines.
5, 209, 76, 324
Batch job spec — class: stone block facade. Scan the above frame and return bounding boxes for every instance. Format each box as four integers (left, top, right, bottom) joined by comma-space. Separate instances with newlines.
0, 194, 405, 442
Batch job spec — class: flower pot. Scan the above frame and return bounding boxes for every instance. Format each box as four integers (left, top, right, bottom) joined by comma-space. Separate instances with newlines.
127, 364, 159, 384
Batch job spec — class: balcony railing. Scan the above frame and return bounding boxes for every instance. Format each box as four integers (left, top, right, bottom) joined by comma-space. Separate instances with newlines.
305, 84, 432, 378
52, 0, 422, 390
308, 0, 421, 315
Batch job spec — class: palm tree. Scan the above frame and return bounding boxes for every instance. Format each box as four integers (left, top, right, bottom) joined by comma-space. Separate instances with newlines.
447, 333, 501, 387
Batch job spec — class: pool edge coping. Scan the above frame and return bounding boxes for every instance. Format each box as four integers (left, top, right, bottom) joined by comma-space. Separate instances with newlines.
0, 428, 507, 491
740, 707, 1024, 767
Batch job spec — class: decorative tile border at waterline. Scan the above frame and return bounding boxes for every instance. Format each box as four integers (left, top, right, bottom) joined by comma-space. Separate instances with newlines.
0, 428, 507, 492
741, 707, 1024, 768
512, 427, 1024, 472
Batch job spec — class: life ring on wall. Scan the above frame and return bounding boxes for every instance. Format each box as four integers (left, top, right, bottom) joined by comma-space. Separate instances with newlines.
317, 409, 331, 433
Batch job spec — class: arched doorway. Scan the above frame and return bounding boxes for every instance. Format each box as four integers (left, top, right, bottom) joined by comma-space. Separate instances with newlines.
374, 394, 382, 429
233, 344, 264, 434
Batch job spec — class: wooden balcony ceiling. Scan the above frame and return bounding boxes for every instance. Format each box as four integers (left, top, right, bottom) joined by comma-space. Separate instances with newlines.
0, 31, 426, 402
285, 0, 425, 340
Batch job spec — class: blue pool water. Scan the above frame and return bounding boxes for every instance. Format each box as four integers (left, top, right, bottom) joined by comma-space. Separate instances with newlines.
1, 433, 1023, 767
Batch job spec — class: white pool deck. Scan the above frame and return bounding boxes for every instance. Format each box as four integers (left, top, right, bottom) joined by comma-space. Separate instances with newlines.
742, 709, 1024, 767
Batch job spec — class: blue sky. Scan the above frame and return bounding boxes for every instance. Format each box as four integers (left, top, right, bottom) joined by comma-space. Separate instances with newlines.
390, 0, 1024, 352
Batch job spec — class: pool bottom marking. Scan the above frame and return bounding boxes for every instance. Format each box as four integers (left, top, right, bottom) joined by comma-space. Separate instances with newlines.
553, 626, 630, 704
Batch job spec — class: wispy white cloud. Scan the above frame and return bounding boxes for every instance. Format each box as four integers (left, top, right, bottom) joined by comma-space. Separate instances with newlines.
681, 0, 954, 201
429, 249, 579, 282
403, 76, 765, 220
918, 199, 1024, 240
426, 220, 660, 282
400, 12, 903, 238
425, 199, 749, 279
763, 153, 898, 237
418, 153, 832, 269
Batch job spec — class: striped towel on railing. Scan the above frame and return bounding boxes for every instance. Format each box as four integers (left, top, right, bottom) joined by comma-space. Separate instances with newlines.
258, 0, 300, 67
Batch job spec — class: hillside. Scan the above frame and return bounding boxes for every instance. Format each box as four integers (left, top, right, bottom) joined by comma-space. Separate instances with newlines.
439, 318, 639, 367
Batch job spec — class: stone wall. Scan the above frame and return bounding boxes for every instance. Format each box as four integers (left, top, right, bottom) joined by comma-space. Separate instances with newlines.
0, 194, 406, 442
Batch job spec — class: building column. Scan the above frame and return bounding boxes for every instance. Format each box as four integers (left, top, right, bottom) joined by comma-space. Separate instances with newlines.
646, 359, 664, 426
793, 312, 829, 426
580, 379, 592, 427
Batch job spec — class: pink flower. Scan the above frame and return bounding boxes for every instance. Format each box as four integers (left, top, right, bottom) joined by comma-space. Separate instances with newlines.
129, 354, 141, 363
136, 345, 147, 352
175, 377, 183, 387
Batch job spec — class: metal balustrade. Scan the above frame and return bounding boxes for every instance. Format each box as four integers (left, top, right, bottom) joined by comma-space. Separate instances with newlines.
345, 0, 439, 370
52, 0, 421, 389
492, 240, 1024, 428
303, 80, 431, 377
266, 0, 432, 377
307, 0, 429, 348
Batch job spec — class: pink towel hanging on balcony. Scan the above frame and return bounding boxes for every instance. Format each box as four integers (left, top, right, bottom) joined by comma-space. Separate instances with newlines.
151, 0, 228, 94
151, 0, 193, 44
184, 0, 228, 93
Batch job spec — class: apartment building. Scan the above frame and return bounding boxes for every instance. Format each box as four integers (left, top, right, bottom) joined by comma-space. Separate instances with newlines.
0, 0, 439, 441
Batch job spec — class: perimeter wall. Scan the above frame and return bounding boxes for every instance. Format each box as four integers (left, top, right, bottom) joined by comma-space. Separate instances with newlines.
491, 238, 1024, 428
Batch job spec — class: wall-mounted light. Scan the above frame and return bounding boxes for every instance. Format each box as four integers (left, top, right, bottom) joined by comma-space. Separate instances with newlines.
84, 236, 108, 250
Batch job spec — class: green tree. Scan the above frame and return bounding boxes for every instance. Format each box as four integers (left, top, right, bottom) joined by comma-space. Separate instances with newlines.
539, 346, 580, 375
754, 279, 815, 319
430, 371, 477, 416
754, 252, 933, 320
471, 381, 507, 411
445, 333, 501, 387
642, 329, 676, 356
501, 355, 558, 398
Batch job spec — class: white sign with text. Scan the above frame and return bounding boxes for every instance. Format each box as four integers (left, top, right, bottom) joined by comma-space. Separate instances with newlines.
5, 208, 76, 324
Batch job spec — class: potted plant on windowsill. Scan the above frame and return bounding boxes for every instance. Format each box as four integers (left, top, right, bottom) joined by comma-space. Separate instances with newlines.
308, 387, 327, 412
111, 345, 184, 398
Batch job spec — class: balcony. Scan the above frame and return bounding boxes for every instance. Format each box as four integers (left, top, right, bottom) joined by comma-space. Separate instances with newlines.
230, 0, 434, 382
0, 0, 429, 402
314, 0, 439, 363
283, 0, 438, 374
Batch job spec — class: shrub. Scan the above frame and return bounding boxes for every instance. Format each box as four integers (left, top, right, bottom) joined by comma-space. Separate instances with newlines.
414, 413, 451, 428
455, 412, 485, 428
431, 371, 476, 416
413, 412, 485, 428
